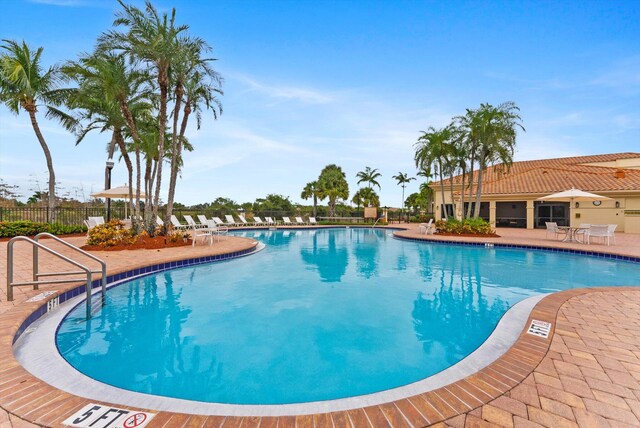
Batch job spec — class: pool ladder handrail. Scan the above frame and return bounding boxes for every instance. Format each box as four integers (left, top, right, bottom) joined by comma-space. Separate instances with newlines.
6, 233, 107, 318
372, 218, 382, 228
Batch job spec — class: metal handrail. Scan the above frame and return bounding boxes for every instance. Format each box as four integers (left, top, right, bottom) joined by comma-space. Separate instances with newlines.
7, 235, 106, 318
34, 232, 107, 297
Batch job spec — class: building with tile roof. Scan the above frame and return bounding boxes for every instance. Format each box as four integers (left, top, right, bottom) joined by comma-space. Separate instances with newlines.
429, 152, 640, 232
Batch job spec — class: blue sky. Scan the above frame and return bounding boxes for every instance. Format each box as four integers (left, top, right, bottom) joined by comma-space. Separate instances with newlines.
1, 0, 638, 207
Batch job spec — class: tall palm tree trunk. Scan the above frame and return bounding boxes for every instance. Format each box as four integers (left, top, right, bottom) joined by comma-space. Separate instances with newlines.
474, 154, 486, 218
466, 155, 475, 219
114, 130, 135, 220
165, 83, 184, 220
154, 75, 169, 220
28, 110, 57, 222
438, 159, 447, 220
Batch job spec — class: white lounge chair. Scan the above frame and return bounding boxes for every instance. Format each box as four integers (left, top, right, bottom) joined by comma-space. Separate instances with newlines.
545, 222, 566, 240
224, 215, 238, 227
252, 216, 265, 226
265, 217, 277, 226
238, 214, 250, 226
197, 214, 210, 227
156, 216, 165, 227
586, 224, 616, 246
88, 216, 105, 226
309, 217, 318, 225
295, 216, 307, 225
212, 217, 226, 226
282, 217, 293, 225
170, 215, 189, 230
183, 214, 199, 228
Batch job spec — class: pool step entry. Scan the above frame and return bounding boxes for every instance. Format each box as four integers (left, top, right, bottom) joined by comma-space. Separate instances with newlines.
6, 233, 107, 319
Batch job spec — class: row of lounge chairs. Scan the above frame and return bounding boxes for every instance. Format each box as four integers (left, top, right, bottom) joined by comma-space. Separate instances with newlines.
164, 214, 319, 229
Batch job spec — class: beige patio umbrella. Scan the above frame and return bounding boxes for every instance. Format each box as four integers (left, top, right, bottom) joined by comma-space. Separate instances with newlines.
91, 185, 146, 218
536, 187, 611, 226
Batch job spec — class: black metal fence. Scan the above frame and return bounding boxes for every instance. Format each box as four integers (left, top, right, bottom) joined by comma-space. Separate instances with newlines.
0, 206, 434, 226
0, 207, 129, 225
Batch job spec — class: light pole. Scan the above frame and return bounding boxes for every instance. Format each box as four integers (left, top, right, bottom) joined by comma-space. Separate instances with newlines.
106, 158, 114, 221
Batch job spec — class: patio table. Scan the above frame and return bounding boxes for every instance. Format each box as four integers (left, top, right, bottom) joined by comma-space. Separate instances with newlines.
558, 226, 588, 243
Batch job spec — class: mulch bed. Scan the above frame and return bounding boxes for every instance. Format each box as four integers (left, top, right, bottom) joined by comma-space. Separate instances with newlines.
435, 232, 501, 238
81, 235, 192, 251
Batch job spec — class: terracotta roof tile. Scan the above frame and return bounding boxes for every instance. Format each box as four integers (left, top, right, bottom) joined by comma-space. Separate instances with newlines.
435, 153, 640, 195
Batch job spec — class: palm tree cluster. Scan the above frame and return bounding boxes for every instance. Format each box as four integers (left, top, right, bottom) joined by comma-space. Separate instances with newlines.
0, 1, 222, 231
414, 102, 524, 220
352, 166, 381, 212
301, 164, 350, 218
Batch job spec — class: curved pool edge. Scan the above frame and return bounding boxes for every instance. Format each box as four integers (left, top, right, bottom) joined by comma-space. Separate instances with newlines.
2, 229, 639, 426
14, 289, 545, 416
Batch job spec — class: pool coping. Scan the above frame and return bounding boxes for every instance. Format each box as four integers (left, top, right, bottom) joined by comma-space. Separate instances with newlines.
1, 230, 639, 427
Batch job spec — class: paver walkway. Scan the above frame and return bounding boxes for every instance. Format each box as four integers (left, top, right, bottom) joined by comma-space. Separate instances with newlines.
1, 227, 639, 427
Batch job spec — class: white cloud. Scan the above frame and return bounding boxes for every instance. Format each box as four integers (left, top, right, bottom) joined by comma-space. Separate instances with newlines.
231, 74, 336, 104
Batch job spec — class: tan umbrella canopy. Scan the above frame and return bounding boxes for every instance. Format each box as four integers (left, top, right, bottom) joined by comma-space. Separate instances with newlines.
536, 187, 611, 203
537, 187, 611, 226
91, 185, 146, 218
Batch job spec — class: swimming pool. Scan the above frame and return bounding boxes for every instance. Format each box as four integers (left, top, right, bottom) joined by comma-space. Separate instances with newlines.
55, 228, 639, 405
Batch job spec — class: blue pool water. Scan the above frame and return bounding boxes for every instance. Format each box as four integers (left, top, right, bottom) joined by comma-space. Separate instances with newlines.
56, 228, 639, 405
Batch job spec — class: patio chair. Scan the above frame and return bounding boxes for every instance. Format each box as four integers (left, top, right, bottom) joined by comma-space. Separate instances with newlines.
282, 217, 293, 225
418, 219, 434, 235
252, 216, 265, 226
224, 215, 238, 227
309, 217, 318, 225
295, 216, 307, 225
574, 223, 591, 242
156, 216, 164, 227
545, 222, 567, 240
585, 224, 613, 246
238, 214, 250, 226
206, 219, 228, 239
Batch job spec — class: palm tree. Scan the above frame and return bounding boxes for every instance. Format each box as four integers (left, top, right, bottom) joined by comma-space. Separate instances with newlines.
165, 36, 223, 221
466, 102, 524, 218
100, 0, 187, 219
317, 164, 349, 218
414, 126, 452, 219
356, 166, 381, 189
352, 187, 380, 208
301, 181, 321, 217
58, 52, 152, 222
0, 40, 61, 221
60, 51, 152, 223
392, 172, 415, 222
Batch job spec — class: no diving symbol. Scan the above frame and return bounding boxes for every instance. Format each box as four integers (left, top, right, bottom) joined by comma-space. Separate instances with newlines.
123, 413, 147, 428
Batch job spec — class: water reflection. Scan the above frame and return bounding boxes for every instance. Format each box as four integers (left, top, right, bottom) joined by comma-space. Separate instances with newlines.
350, 228, 380, 278
412, 248, 509, 365
300, 230, 349, 282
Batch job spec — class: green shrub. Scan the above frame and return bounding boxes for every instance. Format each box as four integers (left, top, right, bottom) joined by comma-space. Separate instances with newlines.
410, 215, 434, 223
0, 221, 88, 238
0, 221, 50, 237
87, 220, 137, 247
47, 223, 87, 235
435, 218, 493, 235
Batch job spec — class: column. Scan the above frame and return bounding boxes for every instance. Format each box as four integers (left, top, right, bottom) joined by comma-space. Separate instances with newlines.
489, 201, 496, 228
526, 200, 534, 229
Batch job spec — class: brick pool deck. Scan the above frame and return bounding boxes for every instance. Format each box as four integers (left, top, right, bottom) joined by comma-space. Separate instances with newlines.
1, 226, 639, 427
